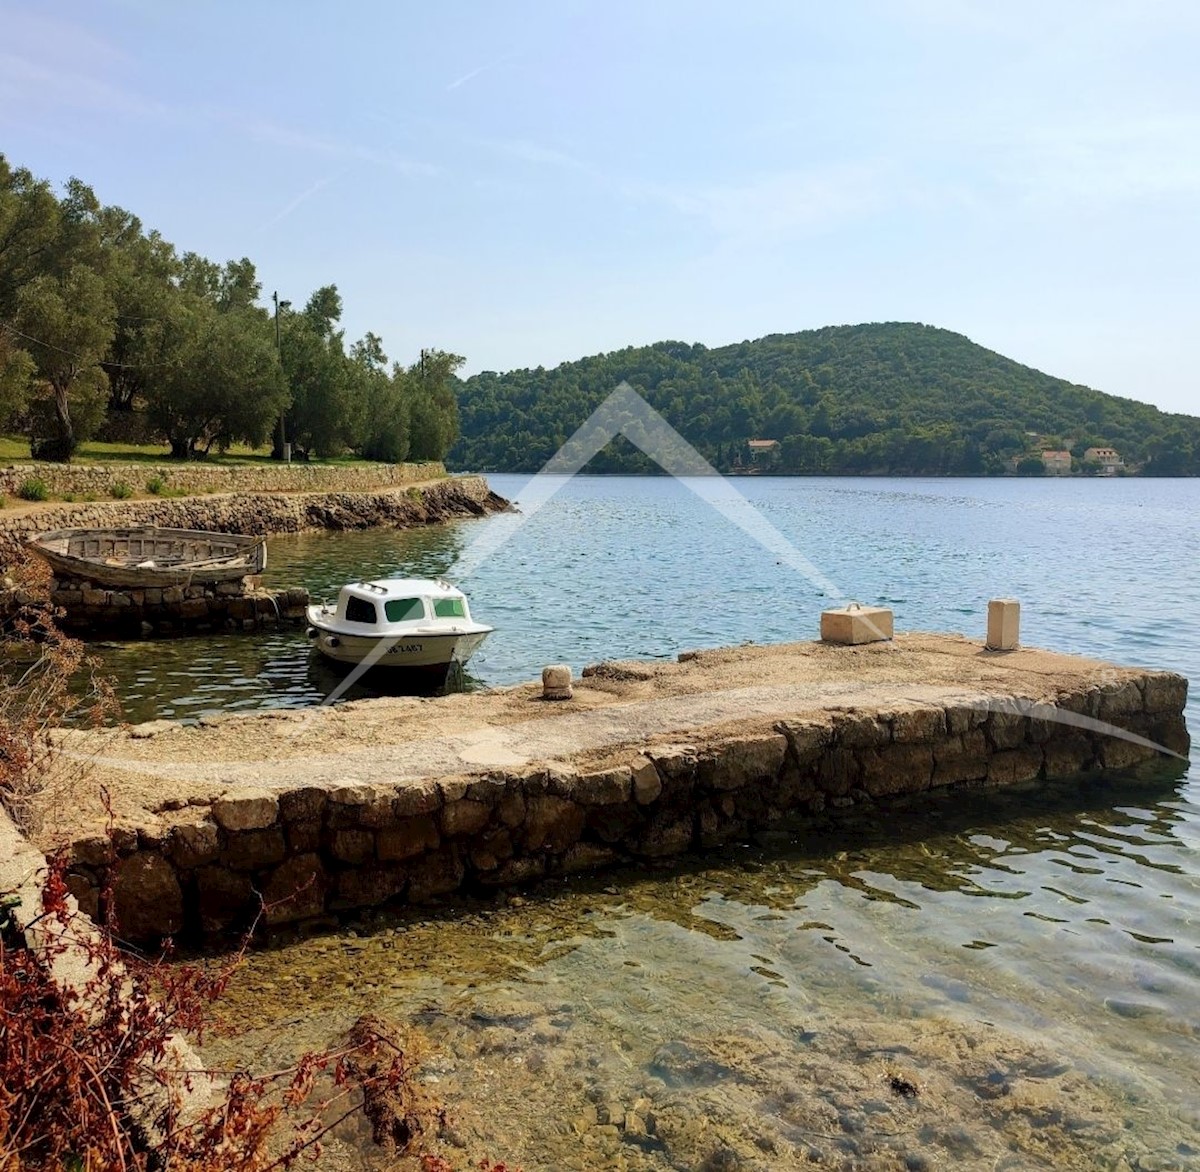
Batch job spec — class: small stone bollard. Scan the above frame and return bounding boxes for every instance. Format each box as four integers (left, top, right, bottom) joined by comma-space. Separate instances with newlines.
986, 598, 1020, 651
542, 663, 574, 700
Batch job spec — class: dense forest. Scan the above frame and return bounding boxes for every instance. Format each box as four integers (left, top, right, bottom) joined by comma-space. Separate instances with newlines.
450, 324, 1200, 476
0, 155, 459, 463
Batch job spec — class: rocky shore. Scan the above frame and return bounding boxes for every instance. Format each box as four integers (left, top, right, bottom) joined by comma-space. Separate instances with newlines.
34, 634, 1189, 943
0, 473, 508, 571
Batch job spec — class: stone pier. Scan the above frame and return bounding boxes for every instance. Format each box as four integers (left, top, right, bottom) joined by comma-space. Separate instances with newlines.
32, 634, 1190, 944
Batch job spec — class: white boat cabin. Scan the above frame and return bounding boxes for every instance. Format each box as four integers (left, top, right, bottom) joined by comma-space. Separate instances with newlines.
326, 578, 476, 633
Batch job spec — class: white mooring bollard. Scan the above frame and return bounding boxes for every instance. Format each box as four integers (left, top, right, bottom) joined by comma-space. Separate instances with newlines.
542, 663, 574, 700
986, 598, 1020, 651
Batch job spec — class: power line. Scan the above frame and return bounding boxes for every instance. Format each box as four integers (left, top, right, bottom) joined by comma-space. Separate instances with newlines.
0, 321, 176, 370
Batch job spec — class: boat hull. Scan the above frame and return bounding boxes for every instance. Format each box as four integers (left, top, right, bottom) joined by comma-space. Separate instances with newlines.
28, 527, 266, 587
306, 618, 491, 671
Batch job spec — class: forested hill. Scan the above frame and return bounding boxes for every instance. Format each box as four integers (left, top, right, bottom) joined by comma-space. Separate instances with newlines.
449, 323, 1200, 476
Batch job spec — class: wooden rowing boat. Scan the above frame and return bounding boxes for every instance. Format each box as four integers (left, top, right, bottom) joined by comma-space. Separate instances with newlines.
27, 527, 267, 587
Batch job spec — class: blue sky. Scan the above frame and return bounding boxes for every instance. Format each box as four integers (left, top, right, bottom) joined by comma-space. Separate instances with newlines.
2, 0, 1198, 414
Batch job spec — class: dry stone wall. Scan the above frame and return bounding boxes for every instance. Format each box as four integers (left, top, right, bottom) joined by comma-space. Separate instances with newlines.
66, 672, 1190, 943
0, 475, 503, 570
0, 460, 444, 501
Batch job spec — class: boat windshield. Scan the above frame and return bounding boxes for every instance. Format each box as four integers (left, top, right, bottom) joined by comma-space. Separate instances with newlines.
433, 597, 466, 619
384, 597, 426, 623
344, 596, 377, 624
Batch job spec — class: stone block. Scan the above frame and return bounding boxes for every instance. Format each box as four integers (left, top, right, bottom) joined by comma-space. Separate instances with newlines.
477, 856, 546, 887
631, 757, 663, 804
330, 828, 375, 864
1097, 734, 1153, 771
860, 744, 933, 797
635, 813, 694, 858
816, 747, 860, 796
1098, 680, 1143, 720
378, 815, 440, 861
162, 586, 185, 605
932, 752, 988, 787
407, 847, 465, 902
560, 842, 620, 874
82, 588, 108, 607
498, 789, 527, 827
542, 663, 574, 701
778, 719, 834, 766
440, 798, 492, 837
1043, 738, 1095, 778
889, 705, 947, 744
225, 827, 286, 871
820, 604, 893, 645
697, 734, 788, 791
1143, 672, 1188, 715
333, 867, 407, 910
279, 787, 328, 823
179, 598, 209, 620
213, 789, 279, 832
987, 747, 1044, 786
144, 588, 163, 606
986, 599, 1020, 651
167, 820, 221, 869
286, 819, 322, 854
111, 852, 184, 940
394, 781, 443, 816
468, 828, 514, 872
574, 767, 632, 805
585, 803, 641, 844
522, 795, 585, 853
833, 711, 889, 749
195, 866, 257, 934
985, 707, 1028, 751
263, 854, 327, 924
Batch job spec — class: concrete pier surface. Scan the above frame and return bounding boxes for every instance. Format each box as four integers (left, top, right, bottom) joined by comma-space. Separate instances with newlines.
33, 634, 1190, 941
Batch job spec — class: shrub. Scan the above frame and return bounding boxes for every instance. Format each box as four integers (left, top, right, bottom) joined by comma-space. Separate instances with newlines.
146, 473, 167, 495
17, 477, 49, 502
61, 492, 76, 503
110, 480, 133, 499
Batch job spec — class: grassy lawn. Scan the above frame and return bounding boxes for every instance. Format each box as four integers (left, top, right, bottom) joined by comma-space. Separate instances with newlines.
0, 436, 377, 467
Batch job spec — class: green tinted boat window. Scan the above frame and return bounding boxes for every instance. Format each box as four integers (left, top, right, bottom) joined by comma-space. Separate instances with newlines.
433, 597, 466, 618
384, 597, 425, 622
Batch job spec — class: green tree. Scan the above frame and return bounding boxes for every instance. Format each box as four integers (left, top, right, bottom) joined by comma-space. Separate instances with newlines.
145, 303, 286, 458
16, 267, 115, 460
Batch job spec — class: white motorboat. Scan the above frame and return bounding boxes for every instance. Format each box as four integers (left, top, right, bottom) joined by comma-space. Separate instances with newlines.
306, 578, 493, 675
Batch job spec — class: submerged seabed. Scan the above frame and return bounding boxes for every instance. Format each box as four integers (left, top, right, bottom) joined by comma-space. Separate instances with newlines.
201, 766, 1200, 1171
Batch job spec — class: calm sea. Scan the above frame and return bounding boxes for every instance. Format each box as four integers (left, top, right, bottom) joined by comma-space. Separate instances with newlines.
133, 475, 1199, 1169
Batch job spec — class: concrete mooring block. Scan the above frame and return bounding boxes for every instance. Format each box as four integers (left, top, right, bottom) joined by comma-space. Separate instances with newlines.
820, 603, 894, 645
542, 664, 574, 700
986, 598, 1020, 651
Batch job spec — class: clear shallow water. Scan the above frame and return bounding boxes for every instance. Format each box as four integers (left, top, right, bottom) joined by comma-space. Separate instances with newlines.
97, 474, 1200, 724
141, 474, 1199, 1169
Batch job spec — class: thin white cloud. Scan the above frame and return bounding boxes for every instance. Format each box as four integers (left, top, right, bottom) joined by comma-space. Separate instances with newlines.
239, 118, 440, 179
259, 173, 341, 232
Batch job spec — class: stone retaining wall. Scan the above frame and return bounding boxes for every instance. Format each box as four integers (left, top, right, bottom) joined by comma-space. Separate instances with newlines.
0, 475, 503, 570
48, 577, 309, 634
0, 459, 444, 501
67, 672, 1190, 942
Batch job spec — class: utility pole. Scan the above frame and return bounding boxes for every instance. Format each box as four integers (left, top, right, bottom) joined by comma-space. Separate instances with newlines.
273, 291, 290, 462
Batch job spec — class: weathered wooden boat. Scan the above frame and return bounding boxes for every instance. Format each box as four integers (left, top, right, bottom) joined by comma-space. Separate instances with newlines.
27, 527, 267, 587
307, 578, 493, 675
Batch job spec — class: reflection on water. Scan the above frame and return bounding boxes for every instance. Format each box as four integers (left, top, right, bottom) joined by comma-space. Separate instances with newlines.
89, 474, 1197, 1166
208, 769, 1200, 1170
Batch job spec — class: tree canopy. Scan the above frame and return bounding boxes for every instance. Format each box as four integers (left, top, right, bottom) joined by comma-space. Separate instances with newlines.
0, 154, 459, 463
450, 323, 1200, 476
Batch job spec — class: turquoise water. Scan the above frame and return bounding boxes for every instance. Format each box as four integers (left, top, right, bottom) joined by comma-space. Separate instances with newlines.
166, 475, 1200, 1169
